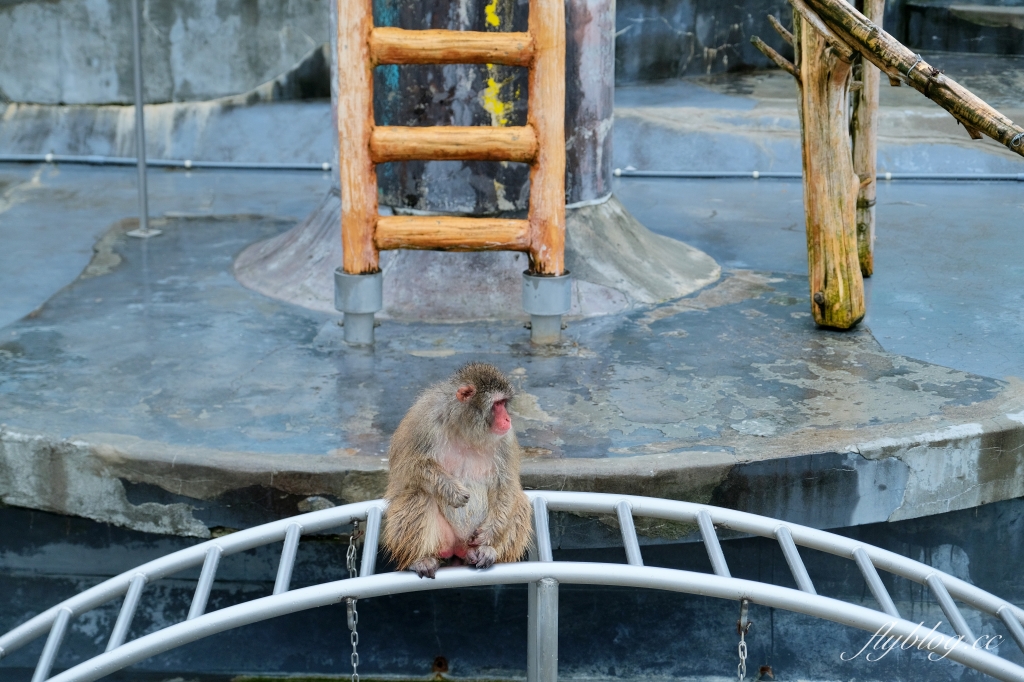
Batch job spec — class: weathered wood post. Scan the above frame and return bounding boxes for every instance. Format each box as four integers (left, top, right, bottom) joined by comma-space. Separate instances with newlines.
335, 0, 383, 345
850, 0, 884, 277
753, 0, 865, 329
796, 2, 865, 329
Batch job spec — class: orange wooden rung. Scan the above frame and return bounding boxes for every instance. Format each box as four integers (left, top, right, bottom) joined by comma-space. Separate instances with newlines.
370, 28, 535, 66
370, 126, 539, 164
337, 0, 566, 275
375, 216, 531, 252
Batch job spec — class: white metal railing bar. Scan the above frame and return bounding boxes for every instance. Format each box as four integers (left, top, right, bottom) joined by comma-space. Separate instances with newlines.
30, 607, 71, 682
998, 605, 1024, 654
360, 505, 383, 577
187, 546, 222, 621
775, 525, 817, 595
532, 497, 553, 562
928, 573, 977, 643
273, 523, 303, 596
35, 563, 1024, 682
104, 575, 146, 652
615, 501, 643, 567
0, 499, 380, 661
852, 547, 900, 619
696, 509, 731, 578
3, 492, 1024, 681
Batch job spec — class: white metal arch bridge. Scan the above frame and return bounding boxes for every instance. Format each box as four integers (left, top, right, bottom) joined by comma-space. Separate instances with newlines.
2, 492, 1024, 682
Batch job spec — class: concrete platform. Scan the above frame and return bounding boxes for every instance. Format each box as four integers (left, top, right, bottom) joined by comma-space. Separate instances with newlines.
1, 189, 1023, 540
2, 62, 1024, 544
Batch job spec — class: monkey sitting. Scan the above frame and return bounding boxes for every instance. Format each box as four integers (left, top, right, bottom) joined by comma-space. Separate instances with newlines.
382, 363, 533, 578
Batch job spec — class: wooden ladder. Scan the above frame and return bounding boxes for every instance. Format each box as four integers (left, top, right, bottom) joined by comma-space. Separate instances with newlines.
337, 0, 567, 278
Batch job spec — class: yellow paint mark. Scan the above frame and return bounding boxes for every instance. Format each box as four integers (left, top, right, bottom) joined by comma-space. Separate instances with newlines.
482, 69, 514, 126
484, 0, 501, 27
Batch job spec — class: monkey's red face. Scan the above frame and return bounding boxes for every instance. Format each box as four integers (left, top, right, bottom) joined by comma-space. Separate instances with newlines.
457, 383, 513, 436
490, 399, 511, 435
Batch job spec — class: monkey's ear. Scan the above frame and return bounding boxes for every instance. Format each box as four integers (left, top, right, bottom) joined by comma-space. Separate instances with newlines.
456, 385, 476, 402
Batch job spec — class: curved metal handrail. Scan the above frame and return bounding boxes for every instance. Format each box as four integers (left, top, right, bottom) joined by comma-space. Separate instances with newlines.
1, 492, 1023, 682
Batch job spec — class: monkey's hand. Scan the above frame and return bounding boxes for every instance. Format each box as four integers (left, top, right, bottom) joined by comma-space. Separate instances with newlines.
468, 526, 494, 548
441, 481, 471, 509
409, 557, 440, 579
467, 545, 498, 570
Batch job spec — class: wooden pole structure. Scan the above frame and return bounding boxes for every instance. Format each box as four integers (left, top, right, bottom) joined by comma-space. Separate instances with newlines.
337, 0, 567, 273
335, 0, 569, 342
753, 1, 864, 329
794, 2, 865, 329
803, 0, 1024, 156
527, 0, 568, 276
337, 0, 379, 275
850, 0, 883, 277
753, 0, 1024, 327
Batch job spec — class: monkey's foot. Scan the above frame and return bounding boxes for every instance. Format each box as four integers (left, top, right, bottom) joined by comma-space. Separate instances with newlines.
468, 527, 494, 547
409, 557, 440, 579
467, 545, 497, 569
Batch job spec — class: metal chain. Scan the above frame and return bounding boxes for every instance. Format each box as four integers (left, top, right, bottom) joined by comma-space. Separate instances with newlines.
737, 631, 748, 681
736, 599, 751, 682
346, 520, 362, 682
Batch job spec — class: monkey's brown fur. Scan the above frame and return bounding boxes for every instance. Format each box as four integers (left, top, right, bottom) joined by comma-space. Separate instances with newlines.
382, 363, 533, 577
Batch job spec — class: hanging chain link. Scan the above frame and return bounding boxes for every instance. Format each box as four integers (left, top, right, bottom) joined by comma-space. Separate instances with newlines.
346, 520, 363, 682
736, 598, 752, 682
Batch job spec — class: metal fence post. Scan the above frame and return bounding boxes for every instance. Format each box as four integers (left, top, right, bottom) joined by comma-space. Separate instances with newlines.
527, 571, 559, 682
126, 0, 160, 239
528, 496, 557, 682
535, 578, 559, 682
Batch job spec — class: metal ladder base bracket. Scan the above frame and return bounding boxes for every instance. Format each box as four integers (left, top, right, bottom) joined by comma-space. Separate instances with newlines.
334, 269, 383, 345
522, 271, 572, 344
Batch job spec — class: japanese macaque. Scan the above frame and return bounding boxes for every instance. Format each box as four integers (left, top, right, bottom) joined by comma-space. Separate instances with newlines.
382, 363, 533, 578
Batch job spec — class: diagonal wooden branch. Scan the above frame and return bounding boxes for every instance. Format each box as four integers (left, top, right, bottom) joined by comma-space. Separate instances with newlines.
802, 0, 1024, 157
789, 0, 855, 62
768, 14, 794, 46
751, 35, 800, 81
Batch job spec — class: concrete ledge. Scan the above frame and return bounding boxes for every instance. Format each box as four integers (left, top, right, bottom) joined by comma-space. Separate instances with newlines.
3, 391, 1022, 541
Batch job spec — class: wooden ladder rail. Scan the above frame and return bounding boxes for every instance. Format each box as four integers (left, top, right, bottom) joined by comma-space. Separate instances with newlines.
335, 1, 569, 345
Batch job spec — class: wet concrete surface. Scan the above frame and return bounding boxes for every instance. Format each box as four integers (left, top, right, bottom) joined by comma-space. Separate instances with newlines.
0, 214, 1002, 456
1, 205, 1023, 537
615, 177, 1024, 381
614, 55, 1024, 178
0, 163, 333, 329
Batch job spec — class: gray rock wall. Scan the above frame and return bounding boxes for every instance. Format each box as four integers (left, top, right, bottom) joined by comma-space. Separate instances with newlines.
0, 0, 330, 104
0, 0, 970, 106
